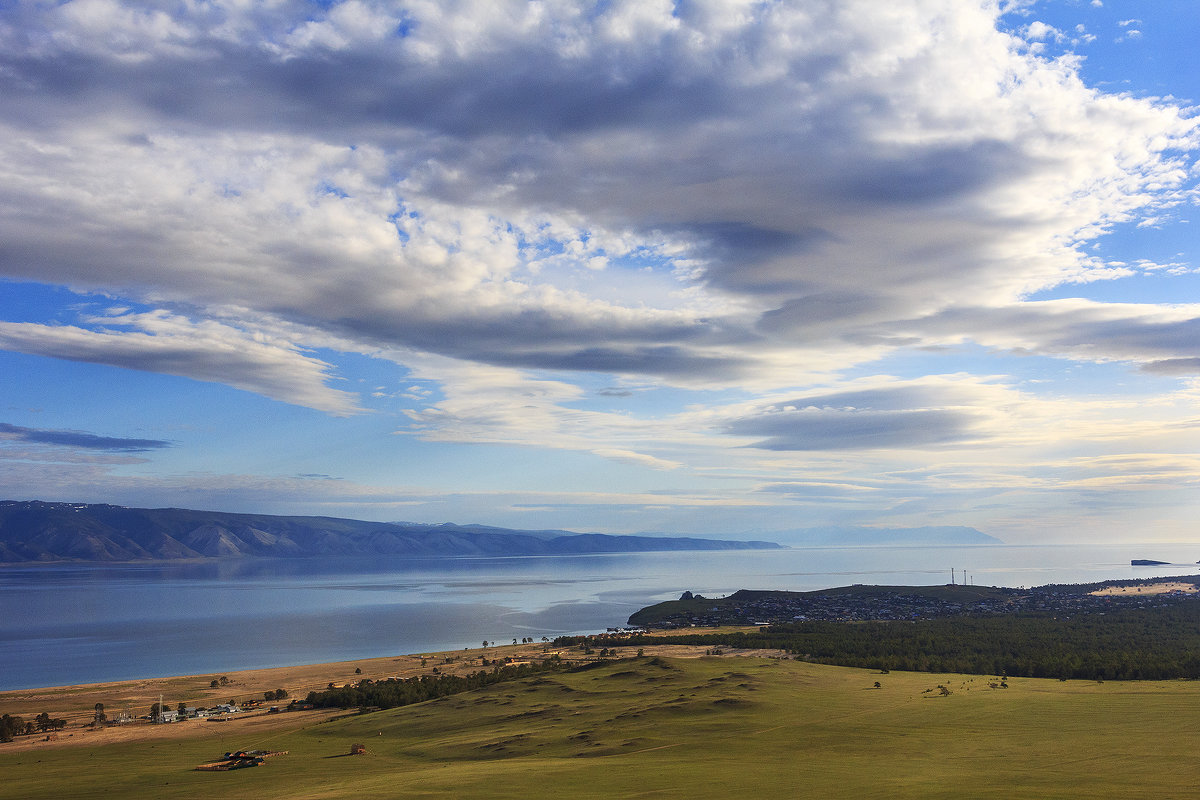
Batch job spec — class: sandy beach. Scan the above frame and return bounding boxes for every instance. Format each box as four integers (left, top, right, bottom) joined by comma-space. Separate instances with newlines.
0, 634, 775, 753
0, 644, 541, 747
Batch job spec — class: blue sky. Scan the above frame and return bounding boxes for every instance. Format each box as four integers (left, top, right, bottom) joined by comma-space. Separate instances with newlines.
1, 0, 1198, 543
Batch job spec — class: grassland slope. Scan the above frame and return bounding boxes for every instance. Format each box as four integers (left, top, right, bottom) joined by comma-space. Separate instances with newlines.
4, 656, 1200, 799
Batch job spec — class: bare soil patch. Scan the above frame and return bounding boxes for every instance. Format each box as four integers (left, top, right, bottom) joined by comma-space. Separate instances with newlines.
1090, 582, 1199, 596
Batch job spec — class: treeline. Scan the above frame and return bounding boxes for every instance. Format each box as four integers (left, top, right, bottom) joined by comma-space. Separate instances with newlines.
1, 712, 67, 743
564, 603, 1200, 680
305, 657, 567, 710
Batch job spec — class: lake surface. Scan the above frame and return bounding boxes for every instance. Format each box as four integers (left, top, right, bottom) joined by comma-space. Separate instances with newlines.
2, 542, 1198, 690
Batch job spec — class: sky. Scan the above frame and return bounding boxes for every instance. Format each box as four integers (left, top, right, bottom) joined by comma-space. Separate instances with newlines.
0, 0, 1198, 544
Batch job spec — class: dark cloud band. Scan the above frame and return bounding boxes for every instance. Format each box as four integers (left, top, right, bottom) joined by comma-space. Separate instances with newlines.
0, 422, 172, 452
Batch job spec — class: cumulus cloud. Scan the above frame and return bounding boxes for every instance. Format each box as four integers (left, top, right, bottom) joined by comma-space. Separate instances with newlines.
0, 0, 1193, 406
1025, 21, 1062, 42
0, 0, 1198, 537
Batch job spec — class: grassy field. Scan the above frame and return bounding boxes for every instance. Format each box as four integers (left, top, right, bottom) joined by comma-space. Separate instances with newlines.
3, 655, 1199, 799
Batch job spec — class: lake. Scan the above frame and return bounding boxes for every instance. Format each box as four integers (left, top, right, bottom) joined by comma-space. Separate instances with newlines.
2, 542, 1197, 690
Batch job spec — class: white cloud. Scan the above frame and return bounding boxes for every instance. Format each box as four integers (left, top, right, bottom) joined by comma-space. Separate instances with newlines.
0, 2, 1192, 403
904, 299, 1200, 368
0, 0, 1197, 536
0, 312, 362, 415
1025, 21, 1062, 42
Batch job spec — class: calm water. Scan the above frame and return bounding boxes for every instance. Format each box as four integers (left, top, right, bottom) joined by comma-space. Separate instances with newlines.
2, 543, 1197, 690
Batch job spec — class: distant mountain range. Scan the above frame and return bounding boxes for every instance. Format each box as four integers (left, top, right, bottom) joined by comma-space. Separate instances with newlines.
775, 526, 1002, 546
0, 501, 781, 563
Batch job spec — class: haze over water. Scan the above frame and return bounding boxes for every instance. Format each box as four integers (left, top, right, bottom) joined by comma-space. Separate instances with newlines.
3, 543, 1198, 691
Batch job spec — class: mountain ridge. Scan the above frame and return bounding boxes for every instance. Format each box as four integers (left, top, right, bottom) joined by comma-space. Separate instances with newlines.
0, 500, 781, 563
772, 525, 1002, 546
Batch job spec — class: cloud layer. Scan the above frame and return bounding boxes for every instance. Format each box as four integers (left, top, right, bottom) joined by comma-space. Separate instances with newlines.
2, 1, 1195, 389
0, 1, 1198, 538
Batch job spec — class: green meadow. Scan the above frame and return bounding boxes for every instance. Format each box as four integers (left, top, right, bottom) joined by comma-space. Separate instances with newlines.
4, 656, 1199, 799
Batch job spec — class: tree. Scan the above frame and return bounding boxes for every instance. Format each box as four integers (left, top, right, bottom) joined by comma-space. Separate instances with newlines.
93, 702, 106, 725
0, 714, 24, 742
177, 702, 187, 717
0, 714, 25, 742
210, 679, 219, 688
149, 703, 162, 721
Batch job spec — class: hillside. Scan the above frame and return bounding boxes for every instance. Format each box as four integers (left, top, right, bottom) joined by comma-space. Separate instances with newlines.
4, 653, 1200, 799
628, 584, 1020, 627
0, 500, 780, 563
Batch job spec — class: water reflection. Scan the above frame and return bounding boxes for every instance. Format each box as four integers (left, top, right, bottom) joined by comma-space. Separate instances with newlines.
1, 543, 1195, 689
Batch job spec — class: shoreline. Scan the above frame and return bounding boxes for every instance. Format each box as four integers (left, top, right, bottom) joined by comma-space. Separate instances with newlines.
9, 575, 1200, 696
7, 575, 1199, 734
0, 642, 543, 709
2, 625, 756, 700
0, 642, 559, 752
6, 549, 1198, 691
0, 632, 769, 753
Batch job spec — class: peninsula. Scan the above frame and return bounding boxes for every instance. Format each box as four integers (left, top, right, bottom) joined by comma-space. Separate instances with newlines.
8, 577, 1200, 799
627, 577, 1200, 628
